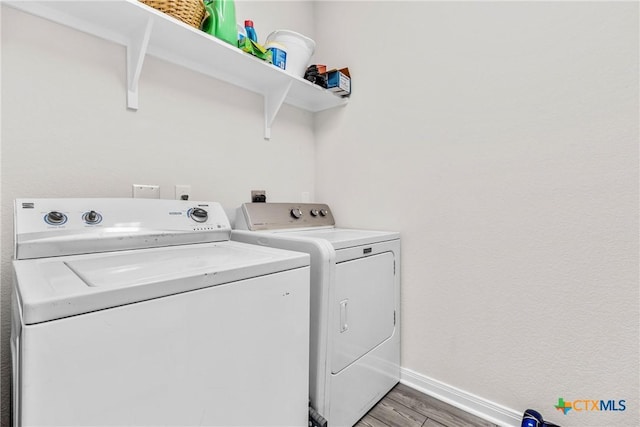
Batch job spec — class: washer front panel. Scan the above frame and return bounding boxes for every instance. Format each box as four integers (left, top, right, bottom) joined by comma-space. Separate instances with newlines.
16, 267, 310, 426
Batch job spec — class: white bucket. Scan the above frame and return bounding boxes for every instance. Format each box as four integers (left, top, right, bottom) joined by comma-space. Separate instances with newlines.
265, 30, 315, 77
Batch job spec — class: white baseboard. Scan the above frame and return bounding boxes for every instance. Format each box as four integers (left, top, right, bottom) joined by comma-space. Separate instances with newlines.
400, 367, 522, 427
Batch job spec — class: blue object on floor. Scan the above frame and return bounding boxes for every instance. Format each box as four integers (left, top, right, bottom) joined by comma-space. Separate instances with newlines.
521, 409, 561, 427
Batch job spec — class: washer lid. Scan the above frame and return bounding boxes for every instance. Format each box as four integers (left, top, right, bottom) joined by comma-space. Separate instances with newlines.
273, 228, 399, 250
14, 241, 309, 325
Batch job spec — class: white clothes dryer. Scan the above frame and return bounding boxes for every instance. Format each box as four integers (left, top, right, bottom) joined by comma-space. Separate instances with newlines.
233, 203, 400, 427
11, 198, 310, 427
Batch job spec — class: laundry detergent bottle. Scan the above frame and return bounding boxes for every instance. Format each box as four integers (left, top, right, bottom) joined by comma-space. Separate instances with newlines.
201, 0, 237, 46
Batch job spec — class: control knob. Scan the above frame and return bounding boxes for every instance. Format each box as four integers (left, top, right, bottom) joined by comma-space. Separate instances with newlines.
190, 207, 208, 223
319, 209, 328, 217
310, 209, 319, 217
83, 210, 101, 224
290, 208, 303, 219
45, 211, 67, 225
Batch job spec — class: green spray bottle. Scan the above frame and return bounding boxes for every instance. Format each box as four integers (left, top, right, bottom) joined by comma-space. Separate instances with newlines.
201, 0, 237, 46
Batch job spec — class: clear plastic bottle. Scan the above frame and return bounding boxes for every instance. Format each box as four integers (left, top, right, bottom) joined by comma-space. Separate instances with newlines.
244, 20, 258, 43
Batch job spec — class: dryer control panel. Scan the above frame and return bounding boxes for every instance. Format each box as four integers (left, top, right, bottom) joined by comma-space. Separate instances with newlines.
236, 203, 335, 231
14, 199, 231, 259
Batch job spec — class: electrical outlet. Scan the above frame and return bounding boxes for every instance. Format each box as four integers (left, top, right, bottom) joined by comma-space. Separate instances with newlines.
132, 184, 160, 199
175, 185, 191, 200
251, 190, 266, 203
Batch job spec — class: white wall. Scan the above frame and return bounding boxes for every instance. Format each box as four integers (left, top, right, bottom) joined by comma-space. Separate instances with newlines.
0, 2, 316, 423
314, 2, 638, 426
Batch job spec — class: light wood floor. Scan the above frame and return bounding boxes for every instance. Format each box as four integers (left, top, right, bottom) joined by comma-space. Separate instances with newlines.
355, 383, 499, 427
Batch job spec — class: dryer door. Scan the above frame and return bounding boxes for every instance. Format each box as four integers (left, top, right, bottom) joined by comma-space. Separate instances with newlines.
331, 251, 395, 374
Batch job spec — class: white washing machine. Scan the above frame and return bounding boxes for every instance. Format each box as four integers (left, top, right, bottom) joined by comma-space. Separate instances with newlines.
233, 203, 400, 427
11, 198, 310, 427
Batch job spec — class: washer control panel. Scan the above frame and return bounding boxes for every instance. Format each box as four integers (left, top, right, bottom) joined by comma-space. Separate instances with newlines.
237, 203, 335, 231
14, 199, 232, 259
19, 200, 226, 230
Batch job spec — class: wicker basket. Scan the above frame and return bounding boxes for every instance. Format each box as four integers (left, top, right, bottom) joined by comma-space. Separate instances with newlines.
140, 0, 206, 29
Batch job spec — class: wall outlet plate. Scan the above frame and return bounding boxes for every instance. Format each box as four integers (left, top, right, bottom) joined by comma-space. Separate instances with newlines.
132, 184, 160, 199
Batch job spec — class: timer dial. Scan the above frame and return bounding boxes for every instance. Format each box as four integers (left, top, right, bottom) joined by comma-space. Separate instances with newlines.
190, 207, 208, 223
290, 208, 303, 219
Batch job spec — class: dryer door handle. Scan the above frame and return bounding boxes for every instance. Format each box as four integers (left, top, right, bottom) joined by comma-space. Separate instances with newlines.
340, 299, 348, 333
